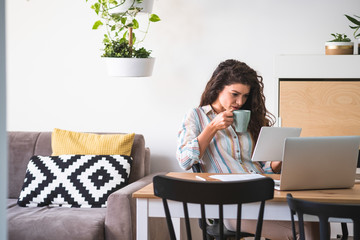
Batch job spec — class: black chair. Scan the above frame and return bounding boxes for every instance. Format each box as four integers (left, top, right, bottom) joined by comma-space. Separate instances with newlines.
153, 174, 274, 240
191, 164, 258, 240
286, 193, 360, 240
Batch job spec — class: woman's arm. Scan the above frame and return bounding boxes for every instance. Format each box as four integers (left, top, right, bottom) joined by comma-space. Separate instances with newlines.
197, 110, 234, 158
176, 109, 234, 170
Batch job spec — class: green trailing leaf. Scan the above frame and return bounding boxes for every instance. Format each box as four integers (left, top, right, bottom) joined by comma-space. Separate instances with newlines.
136, 0, 144, 3
112, 13, 122, 22
127, 7, 141, 17
132, 33, 136, 44
103, 39, 132, 58
103, 34, 110, 44
92, 20, 103, 29
133, 47, 151, 58
121, 17, 127, 25
91, 3, 101, 15
132, 19, 139, 29
149, 14, 160, 22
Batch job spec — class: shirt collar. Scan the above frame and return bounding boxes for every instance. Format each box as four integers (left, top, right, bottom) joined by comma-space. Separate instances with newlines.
201, 105, 215, 115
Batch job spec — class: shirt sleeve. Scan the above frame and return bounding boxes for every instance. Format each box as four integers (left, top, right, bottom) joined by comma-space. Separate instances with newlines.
176, 109, 202, 170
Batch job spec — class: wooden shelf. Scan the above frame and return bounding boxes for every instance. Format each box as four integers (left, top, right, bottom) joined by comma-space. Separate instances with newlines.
275, 55, 360, 137
275, 55, 360, 79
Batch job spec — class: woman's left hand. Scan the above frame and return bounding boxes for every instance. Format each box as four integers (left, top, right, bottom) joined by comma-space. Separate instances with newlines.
270, 161, 282, 174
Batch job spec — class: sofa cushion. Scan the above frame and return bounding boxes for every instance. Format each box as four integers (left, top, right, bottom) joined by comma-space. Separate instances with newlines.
18, 155, 132, 208
51, 128, 135, 156
7, 201, 106, 240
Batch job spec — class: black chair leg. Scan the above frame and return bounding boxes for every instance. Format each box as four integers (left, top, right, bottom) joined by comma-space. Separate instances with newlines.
339, 222, 349, 239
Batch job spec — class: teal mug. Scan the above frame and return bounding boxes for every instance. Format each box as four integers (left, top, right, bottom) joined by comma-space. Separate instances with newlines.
233, 110, 251, 133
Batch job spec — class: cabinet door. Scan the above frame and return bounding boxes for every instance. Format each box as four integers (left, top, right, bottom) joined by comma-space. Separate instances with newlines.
279, 80, 360, 137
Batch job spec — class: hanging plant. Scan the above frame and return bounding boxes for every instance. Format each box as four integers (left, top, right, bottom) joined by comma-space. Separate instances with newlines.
86, 0, 161, 58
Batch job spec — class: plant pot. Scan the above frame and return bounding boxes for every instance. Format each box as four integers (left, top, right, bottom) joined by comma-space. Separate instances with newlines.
105, 57, 155, 77
325, 42, 354, 55
356, 38, 360, 55
110, 0, 154, 14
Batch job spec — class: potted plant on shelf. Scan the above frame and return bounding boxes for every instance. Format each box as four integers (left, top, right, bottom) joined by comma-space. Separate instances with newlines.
345, 14, 360, 55
325, 33, 354, 55
86, 0, 160, 77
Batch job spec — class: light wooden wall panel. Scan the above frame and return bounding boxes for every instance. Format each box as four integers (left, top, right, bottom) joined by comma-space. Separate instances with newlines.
279, 80, 360, 137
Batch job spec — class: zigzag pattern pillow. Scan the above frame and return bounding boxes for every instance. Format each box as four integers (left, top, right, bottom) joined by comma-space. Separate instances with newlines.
18, 155, 132, 208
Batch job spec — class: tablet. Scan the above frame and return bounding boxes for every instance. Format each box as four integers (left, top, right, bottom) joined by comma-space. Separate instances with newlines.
251, 127, 301, 162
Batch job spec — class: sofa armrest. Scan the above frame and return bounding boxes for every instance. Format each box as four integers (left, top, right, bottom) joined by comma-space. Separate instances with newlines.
104, 172, 167, 240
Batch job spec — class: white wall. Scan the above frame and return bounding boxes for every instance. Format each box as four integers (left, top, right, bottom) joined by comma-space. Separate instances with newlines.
6, 0, 360, 174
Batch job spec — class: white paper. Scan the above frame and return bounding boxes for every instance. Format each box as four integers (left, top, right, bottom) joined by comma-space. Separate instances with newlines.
209, 174, 265, 182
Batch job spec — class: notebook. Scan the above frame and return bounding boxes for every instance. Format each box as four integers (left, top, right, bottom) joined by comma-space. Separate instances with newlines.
275, 136, 360, 191
251, 127, 302, 162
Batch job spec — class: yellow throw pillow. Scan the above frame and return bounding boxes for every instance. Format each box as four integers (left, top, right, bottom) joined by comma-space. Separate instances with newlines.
51, 128, 135, 156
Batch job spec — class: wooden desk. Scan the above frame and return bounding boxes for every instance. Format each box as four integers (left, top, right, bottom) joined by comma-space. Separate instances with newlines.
133, 172, 360, 240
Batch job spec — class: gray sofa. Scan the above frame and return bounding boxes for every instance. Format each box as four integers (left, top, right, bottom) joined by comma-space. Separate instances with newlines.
7, 131, 166, 240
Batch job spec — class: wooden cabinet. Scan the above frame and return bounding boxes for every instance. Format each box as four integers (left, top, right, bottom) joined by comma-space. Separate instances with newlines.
279, 80, 360, 137
276, 55, 360, 137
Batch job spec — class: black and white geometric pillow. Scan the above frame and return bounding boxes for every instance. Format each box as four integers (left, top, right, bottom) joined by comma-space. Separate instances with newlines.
17, 155, 132, 208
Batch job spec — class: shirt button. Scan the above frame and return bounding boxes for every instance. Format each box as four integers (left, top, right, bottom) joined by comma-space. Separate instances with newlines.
236, 150, 240, 153
234, 135, 237, 138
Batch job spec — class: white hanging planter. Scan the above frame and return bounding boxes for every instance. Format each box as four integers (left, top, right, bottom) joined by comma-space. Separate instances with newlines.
104, 57, 155, 77
110, 0, 154, 14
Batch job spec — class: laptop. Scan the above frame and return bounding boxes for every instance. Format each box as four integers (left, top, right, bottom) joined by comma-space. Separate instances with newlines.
275, 136, 360, 191
251, 127, 302, 162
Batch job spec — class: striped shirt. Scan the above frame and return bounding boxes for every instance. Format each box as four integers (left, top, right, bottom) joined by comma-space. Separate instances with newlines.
176, 105, 273, 174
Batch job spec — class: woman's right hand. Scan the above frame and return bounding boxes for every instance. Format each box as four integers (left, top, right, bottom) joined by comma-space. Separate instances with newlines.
198, 110, 234, 158
210, 110, 234, 130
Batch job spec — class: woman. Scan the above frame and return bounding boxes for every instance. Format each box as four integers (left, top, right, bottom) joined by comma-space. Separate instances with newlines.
176, 59, 319, 239
177, 59, 279, 174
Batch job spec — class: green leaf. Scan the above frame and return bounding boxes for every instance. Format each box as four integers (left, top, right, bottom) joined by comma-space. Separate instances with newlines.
103, 34, 110, 43
345, 14, 360, 26
136, 0, 144, 3
132, 19, 139, 29
92, 20, 103, 29
149, 14, 161, 22
111, 25, 116, 31
91, 3, 101, 15
121, 17, 127, 25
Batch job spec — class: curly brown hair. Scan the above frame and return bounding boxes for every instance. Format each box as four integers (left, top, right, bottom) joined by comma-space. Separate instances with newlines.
199, 59, 275, 142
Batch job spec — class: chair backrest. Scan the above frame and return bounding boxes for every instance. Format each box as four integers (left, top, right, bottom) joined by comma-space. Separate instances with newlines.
286, 193, 360, 240
153, 175, 274, 240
